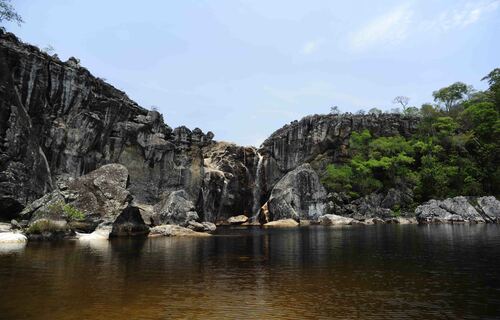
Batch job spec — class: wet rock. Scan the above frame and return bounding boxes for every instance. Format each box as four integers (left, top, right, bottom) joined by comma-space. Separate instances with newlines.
227, 215, 249, 225
318, 214, 354, 225
110, 206, 149, 237
267, 164, 326, 221
416, 196, 486, 223
263, 219, 299, 228
149, 225, 210, 237
187, 221, 216, 232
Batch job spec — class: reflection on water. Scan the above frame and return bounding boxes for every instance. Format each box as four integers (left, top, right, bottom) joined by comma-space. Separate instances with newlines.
1, 225, 500, 319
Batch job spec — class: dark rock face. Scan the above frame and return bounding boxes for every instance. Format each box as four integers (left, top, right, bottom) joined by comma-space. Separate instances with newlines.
0, 31, 218, 219
325, 188, 414, 220
110, 206, 149, 237
265, 164, 326, 222
200, 142, 258, 222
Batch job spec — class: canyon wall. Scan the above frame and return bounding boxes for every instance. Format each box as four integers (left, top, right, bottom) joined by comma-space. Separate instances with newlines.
0, 30, 421, 223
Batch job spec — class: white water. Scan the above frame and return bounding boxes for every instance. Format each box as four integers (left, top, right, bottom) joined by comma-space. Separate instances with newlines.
251, 152, 264, 220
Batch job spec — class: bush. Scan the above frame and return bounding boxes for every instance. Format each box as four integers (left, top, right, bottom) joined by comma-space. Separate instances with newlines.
27, 219, 68, 234
62, 204, 85, 220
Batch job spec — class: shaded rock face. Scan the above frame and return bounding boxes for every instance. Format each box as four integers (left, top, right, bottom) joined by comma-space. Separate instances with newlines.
0, 31, 217, 219
110, 206, 149, 237
325, 188, 414, 220
415, 196, 498, 223
266, 164, 326, 221
153, 190, 199, 226
200, 142, 258, 222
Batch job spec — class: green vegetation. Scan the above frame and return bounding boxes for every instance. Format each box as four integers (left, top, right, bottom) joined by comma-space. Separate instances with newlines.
62, 204, 85, 221
322, 68, 500, 205
27, 219, 68, 235
44, 201, 85, 221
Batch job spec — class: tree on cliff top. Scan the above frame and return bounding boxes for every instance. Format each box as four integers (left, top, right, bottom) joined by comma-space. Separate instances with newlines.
0, 0, 23, 26
432, 82, 472, 112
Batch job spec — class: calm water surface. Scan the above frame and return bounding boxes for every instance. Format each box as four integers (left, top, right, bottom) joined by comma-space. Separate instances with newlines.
1, 224, 500, 319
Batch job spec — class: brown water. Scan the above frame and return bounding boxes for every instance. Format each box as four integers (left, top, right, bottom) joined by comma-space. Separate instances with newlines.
1, 224, 499, 320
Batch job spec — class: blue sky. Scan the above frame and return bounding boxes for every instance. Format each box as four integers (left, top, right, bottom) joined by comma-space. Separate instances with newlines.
5, 0, 499, 146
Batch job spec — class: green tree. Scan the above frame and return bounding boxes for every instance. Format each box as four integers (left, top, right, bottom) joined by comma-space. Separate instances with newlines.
432, 82, 472, 112
481, 68, 500, 109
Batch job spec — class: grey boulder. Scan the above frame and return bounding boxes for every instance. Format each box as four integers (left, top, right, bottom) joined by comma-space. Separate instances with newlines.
266, 164, 326, 221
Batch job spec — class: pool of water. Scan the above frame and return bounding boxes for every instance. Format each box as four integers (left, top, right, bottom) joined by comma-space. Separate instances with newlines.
1, 224, 499, 319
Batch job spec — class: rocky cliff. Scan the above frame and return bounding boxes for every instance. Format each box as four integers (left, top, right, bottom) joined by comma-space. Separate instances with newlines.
7, 30, 493, 229
0, 30, 234, 219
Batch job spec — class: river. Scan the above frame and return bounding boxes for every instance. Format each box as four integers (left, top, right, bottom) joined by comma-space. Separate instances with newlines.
1, 224, 499, 319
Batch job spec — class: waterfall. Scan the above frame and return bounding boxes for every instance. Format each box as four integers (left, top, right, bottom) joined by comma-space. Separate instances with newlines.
252, 152, 264, 220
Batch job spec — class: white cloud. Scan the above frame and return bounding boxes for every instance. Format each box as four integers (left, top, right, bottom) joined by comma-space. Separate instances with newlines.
301, 39, 322, 55
350, 4, 413, 50
430, 1, 499, 31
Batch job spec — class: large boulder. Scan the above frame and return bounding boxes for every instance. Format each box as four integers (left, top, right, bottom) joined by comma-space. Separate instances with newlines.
20, 164, 131, 230
477, 196, 500, 222
266, 164, 326, 221
416, 196, 486, 223
110, 206, 150, 237
153, 190, 199, 226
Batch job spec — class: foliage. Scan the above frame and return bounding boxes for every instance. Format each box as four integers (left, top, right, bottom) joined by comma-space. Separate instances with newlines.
322, 68, 500, 205
45, 201, 85, 221
0, 0, 23, 25
62, 204, 85, 220
27, 220, 68, 235
432, 82, 472, 112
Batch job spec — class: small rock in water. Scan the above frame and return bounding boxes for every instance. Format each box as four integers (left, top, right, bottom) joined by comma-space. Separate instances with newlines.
227, 215, 248, 225
149, 225, 210, 237
263, 219, 299, 228
318, 214, 354, 225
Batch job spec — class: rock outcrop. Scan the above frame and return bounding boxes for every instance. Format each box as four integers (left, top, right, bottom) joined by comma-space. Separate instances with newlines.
415, 196, 500, 223
264, 164, 326, 222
